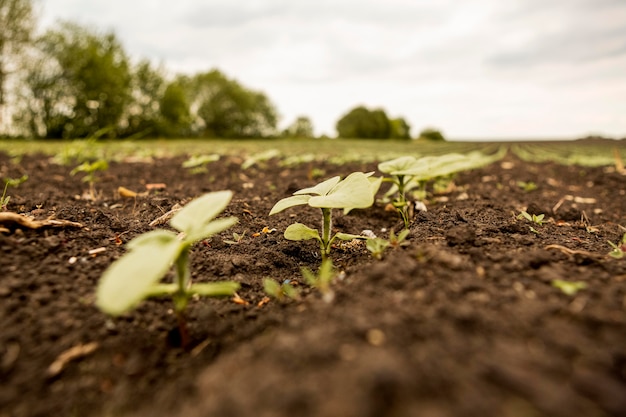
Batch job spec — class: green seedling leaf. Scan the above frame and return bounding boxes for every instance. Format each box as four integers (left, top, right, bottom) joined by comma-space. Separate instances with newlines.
308, 172, 378, 210
284, 223, 321, 241
295, 175, 341, 196
97, 230, 180, 315
551, 280, 587, 296
335, 232, 365, 241
190, 282, 240, 297
269, 194, 312, 215
182, 154, 220, 168
170, 190, 236, 241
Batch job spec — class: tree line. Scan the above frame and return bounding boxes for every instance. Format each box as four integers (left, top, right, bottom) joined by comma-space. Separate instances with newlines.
0, 0, 444, 140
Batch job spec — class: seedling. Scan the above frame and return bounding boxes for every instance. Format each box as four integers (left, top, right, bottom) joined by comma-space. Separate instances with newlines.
608, 232, 626, 259
552, 280, 587, 296
1, 175, 28, 211
182, 154, 220, 174
263, 278, 299, 301
223, 231, 246, 245
269, 172, 382, 260
378, 151, 505, 228
517, 211, 544, 233
96, 191, 239, 347
71, 159, 109, 200
517, 181, 538, 192
366, 229, 410, 260
300, 258, 335, 301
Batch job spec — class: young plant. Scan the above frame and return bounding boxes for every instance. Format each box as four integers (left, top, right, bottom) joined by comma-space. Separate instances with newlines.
70, 159, 109, 200
96, 191, 239, 347
552, 280, 587, 296
608, 232, 626, 259
517, 210, 544, 233
366, 229, 410, 260
182, 154, 220, 174
379, 150, 507, 228
1, 175, 28, 211
269, 172, 382, 260
263, 278, 300, 301
300, 258, 335, 301
223, 231, 246, 245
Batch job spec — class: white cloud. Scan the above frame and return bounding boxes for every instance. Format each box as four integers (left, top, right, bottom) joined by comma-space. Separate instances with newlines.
37, 0, 626, 138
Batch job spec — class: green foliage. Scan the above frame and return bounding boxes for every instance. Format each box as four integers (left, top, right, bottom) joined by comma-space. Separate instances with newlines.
608, 233, 626, 259
389, 118, 411, 140
97, 191, 239, 343
282, 116, 315, 138
270, 172, 382, 259
517, 181, 538, 192
336, 106, 391, 139
517, 211, 544, 225
300, 258, 335, 299
0, 0, 35, 111
1, 174, 28, 210
263, 278, 299, 301
418, 128, 446, 141
70, 159, 108, 199
366, 229, 410, 260
187, 69, 278, 138
22, 21, 131, 138
379, 150, 507, 228
551, 280, 587, 296
182, 154, 220, 174
158, 79, 192, 137
122, 60, 166, 138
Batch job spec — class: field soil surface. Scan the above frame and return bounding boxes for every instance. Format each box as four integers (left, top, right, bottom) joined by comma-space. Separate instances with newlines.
1, 149, 626, 417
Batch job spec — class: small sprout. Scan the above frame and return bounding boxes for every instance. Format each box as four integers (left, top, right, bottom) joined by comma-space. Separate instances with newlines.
182, 154, 220, 174
551, 280, 587, 296
388, 228, 410, 248
270, 172, 382, 260
517, 181, 538, 192
300, 258, 335, 301
366, 238, 390, 260
224, 231, 246, 245
241, 149, 281, 170
379, 150, 506, 229
96, 191, 239, 347
366, 229, 410, 260
71, 159, 109, 200
1, 175, 28, 211
608, 233, 626, 259
517, 210, 544, 234
263, 278, 300, 301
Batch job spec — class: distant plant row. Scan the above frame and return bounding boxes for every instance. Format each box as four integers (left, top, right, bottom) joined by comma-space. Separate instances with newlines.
0, 1, 444, 141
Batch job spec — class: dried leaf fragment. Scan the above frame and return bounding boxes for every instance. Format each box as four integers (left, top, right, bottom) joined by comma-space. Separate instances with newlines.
47, 342, 98, 377
0, 212, 83, 232
118, 186, 137, 198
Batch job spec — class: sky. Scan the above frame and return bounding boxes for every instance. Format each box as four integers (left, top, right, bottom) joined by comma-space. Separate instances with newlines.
37, 0, 626, 140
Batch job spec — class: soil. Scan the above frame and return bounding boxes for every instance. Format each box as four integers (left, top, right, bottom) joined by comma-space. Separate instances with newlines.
1, 147, 625, 417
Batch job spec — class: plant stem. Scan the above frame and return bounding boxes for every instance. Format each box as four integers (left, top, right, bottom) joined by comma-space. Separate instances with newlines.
320, 207, 332, 259
173, 246, 191, 347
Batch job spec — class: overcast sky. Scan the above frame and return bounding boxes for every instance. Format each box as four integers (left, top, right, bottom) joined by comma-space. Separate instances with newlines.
38, 0, 626, 139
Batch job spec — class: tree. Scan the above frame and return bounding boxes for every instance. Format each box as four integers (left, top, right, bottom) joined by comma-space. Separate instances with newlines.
282, 115, 314, 138
418, 128, 446, 141
389, 117, 411, 140
21, 22, 131, 138
335, 106, 391, 139
122, 59, 166, 138
158, 78, 191, 137
0, 0, 35, 131
188, 69, 278, 138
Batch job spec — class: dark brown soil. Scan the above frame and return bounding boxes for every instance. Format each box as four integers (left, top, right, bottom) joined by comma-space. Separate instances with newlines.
1, 148, 625, 417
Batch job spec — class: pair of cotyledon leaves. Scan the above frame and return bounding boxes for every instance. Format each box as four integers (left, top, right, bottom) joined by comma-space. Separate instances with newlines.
269, 172, 382, 243
96, 191, 239, 316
